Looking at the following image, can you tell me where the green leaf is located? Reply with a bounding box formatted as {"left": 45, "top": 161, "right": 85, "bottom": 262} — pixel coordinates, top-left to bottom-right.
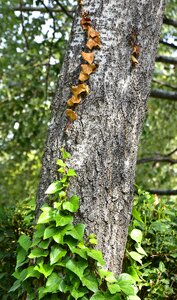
{"left": 56, "top": 159, "right": 66, "bottom": 167}
{"left": 34, "top": 224, "right": 45, "bottom": 238}
{"left": 135, "top": 243, "right": 147, "bottom": 256}
{"left": 25, "top": 266, "right": 40, "bottom": 279}
{"left": 38, "top": 239, "right": 51, "bottom": 249}
{"left": 127, "top": 266, "right": 141, "bottom": 282}
{"left": 82, "top": 273, "right": 99, "bottom": 292}
{"left": 59, "top": 191, "right": 66, "bottom": 199}
{"left": 43, "top": 226, "right": 58, "bottom": 239}
{"left": 18, "top": 234, "right": 32, "bottom": 252}
{"left": 159, "top": 261, "right": 166, "bottom": 273}
{"left": 37, "top": 206, "right": 53, "bottom": 224}
{"left": 67, "top": 169, "right": 77, "bottom": 176}
{"left": 71, "top": 286, "right": 87, "bottom": 300}
{"left": 128, "top": 296, "right": 141, "bottom": 300}
{"left": 63, "top": 195, "right": 80, "bottom": 212}
{"left": 53, "top": 224, "right": 73, "bottom": 244}
{"left": 107, "top": 283, "right": 121, "bottom": 294}
{"left": 90, "top": 291, "right": 105, "bottom": 300}
{"left": 129, "top": 251, "right": 143, "bottom": 264}
{"left": 66, "top": 224, "right": 85, "bottom": 240}
{"left": 61, "top": 148, "right": 71, "bottom": 159}
{"left": 45, "top": 181, "right": 63, "bottom": 194}
{"left": 105, "top": 272, "right": 117, "bottom": 283}
{"left": 54, "top": 212, "right": 73, "bottom": 226}
{"left": 87, "top": 249, "right": 105, "bottom": 265}
{"left": 132, "top": 208, "right": 144, "bottom": 223}
{"left": 50, "top": 245, "right": 67, "bottom": 265}
{"left": 46, "top": 272, "right": 62, "bottom": 290}
{"left": 28, "top": 247, "right": 48, "bottom": 258}
{"left": 9, "top": 280, "right": 21, "bottom": 292}
{"left": 65, "top": 258, "right": 88, "bottom": 280}
{"left": 34, "top": 262, "right": 53, "bottom": 277}
{"left": 130, "top": 229, "right": 142, "bottom": 243}
{"left": 16, "top": 247, "right": 28, "bottom": 269}
{"left": 117, "top": 273, "right": 135, "bottom": 296}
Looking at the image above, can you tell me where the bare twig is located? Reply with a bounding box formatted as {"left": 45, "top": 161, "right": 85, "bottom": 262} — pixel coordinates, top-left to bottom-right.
{"left": 163, "top": 15, "right": 177, "bottom": 28}
{"left": 137, "top": 157, "right": 177, "bottom": 164}
{"left": 54, "top": 0, "right": 74, "bottom": 19}
{"left": 150, "top": 89, "right": 177, "bottom": 101}
{"left": 152, "top": 79, "right": 177, "bottom": 91}
{"left": 159, "top": 39, "right": 177, "bottom": 49}
{"left": 156, "top": 55, "right": 177, "bottom": 65}
{"left": 147, "top": 189, "right": 177, "bottom": 196}
{"left": 19, "top": 1, "right": 30, "bottom": 50}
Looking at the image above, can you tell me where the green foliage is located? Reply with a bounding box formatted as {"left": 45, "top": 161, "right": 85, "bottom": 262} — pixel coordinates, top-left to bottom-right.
{"left": 0, "top": 198, "right": 35, "bottom": 299}
{"left": 10, "top": 150, "right": 139, "bottom": 300}
{"left": 124, "top": 188, "right": 177, "bottom": 299}
{"left": 0, "top": 0, "right": 74, "bottom": 205}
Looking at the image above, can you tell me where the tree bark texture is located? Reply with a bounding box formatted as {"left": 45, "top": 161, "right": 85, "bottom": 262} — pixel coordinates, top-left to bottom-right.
{"left": 37, "top": 0, "right": 165, "bottom": 274}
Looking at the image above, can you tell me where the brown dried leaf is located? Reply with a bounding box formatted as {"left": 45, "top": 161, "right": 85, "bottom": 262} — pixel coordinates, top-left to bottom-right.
{"left": 79, "top": 71, "right": 90, "bottom": 82}
{"left": 80, "top": 17, "right": 92, "bottom": 30}
{"left": 131, "top": 55, "right": 138, "bottom": 65}
{"left": 81, "top": 52, "right": 95, "bottom": 64}
{"left": 66, "top": 109, "right": 78, "bottom": 121}
{"left": 133, "top": 45, "right": 141, "bottom": 57}
{"left": 86, "top": 38, "right": 98, "bottom": 50}
{"left": 81, "top": 64, "right": 97, "bottom": 75}
{"left": 72, "top": 84, "right": 90, "bottom": 97}
{"left": 67, "top": 95, "right": 81, "bottom": 106}
{"left": 88, "top": 26, "right": 100, "bottom": 39}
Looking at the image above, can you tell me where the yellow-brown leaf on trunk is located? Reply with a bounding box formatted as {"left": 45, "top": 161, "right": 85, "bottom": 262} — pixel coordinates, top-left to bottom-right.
{"left": 67, "top": 95, "right": 81, "bottom": 106}
{"left": 80, "top": 17, "right": 92, "bottom": 30}
{"left": 81, "top": 52, "right": 95, "bottom": 64}
{"left": 72, "top": 84, "right": 90, "bottom": 97}
{"left": 86, "top": 38, "right": 99, "bottom": 50}
{"left": 79, "top": 71, "right": 90, "bottom": 82}
{"left": 66, "top": 109, "right": 78, "bottom": 121}
{"left": 86, "top": 34, "right": 101, "bottom": 49}
{"left": 88, "top": 26, "right": 100, "bottom": 39}
{"left": 81, "top": 64, "right": 97, "bottom": 75}
{"left": 131, "top": 55, "right": 138, "bottom": 65}
{"left": 133, "top": 45, "right": 141, "bottom": 57}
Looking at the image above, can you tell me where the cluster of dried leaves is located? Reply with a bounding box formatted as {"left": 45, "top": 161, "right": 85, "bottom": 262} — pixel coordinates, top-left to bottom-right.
{"left": 130, "top": 31, "right": 140, "bottom": 66}
{"left": 66, "top": 11, "right": 101, "bottom": 122}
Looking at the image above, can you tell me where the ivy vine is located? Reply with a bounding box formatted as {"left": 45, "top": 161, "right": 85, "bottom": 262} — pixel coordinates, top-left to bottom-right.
{"left": 9, "top": 149, "right": 140, "bottom": 300}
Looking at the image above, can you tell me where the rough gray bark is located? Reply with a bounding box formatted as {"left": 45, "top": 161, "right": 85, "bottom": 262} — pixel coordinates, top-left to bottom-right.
{"left": 37, "top": 0, "right": 165, "bottom": 274}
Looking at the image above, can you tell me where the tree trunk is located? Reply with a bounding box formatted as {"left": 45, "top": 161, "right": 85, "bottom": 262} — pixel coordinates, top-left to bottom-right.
{"left": 37, "top": 0, "right": 165, "bottom": 274}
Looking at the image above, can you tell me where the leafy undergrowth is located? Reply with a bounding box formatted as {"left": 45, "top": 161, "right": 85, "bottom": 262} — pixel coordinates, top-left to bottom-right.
{"left": 124, "top": 188, "right": 177, "bottom": 299}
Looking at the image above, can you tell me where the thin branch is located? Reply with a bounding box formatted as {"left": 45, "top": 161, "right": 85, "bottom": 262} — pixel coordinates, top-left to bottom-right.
{"left": 39, "top": 0, "right": 56, "bottom": 100}
{"left": 159, "top": 39, "right": 177, "bottom": 49}
{"left": 19, "top": 1, "right": 30, "bottom": 50}
{"left": 13, "top": 5, "right": 74, "bottom": 18}
{"left": 164, "top": 147, "right": 177, "bottom": 157}
{"left": 137, "top": 157, "right": 177, "bottom": 164}
{"left": 163, "top": 15, "right": 177, "bottom": 28}
{"left": 150, "top": 89, "right": 177, "bottom": 101}
{"left": 14, "top": 6, "right": 63, "bottom": 12}
{"left": 156, "top": 55, "right": 177, "bottom": 65}
{"left": 152, "top": 79, "right": 177, "bottom": 91}
{"left": 147, "top": 189, "right": 177, "bottom": 196}
{"left": 54, "top": 0, "right": 74, "bottom": 19}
